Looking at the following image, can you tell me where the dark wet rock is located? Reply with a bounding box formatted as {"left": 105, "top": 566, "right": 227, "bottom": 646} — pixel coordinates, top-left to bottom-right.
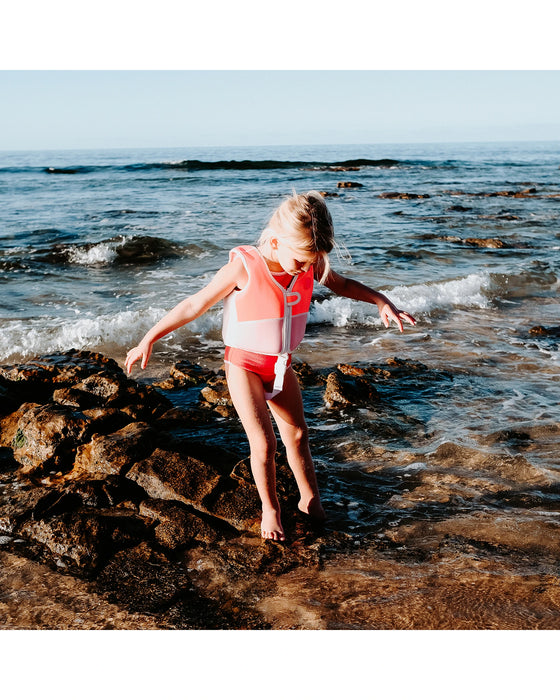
{"left": 447, "top": 204, "right": 471, "bottom": 212}
{"left": 0, "top": 377, "right": 25, "bottom": 416}
{"left": 0, "top": 484, "right": 53, "bottom": 534}
{"left": 19, "top": 508, "right": 152, "bottom": 575}
{"left": 81, "top": 407, "right": 134, "bottom": 434}
{"left": 337, "top": 181, "right": 364, "bottom": 188}
{"left": 152, "top": 360, "right": 215, "bottom": 390}
{"left": 200, "top": 375, "right": 232, "bottom": 406}
{"left": 204, "top": 476, "right": 262, "bottom": 532}
{"left": 379, "top": 192, "right": 430, "bottom": 199}
{"left": 386, "top": 510, "right": 560, "bottom": 558}
{"left": 0, "top": 350, "right": 122, "bottom": 388}
{"left": 529, "top": 325, "right": 560, "bottom": 338}
{"left": 52, "top": 386, "right": 104, "bottom": 409}
{"left": 317, "top": 191, "right": 340, "bottom": 198}
{"left": 327, "top": 166, "right": 360, "bottom": 172}
{"left": 199, "top": 375, "right": 236, "bottom": 417}
{"left": 292, "top": 361, "right": 325, "bottom": 386}
{"left": 139, "top": 498, "right": 224, "bottom": 549}
{"left": 324, "top": 369, "right": 379, "bottom": 409}
{"left": 61, "top": 475, "right": 147, "bottom": 510}
{"left": 152, "top": 406, "right": 214, "bottom": 430}
{"left": 337, "top": 363, "right": 391, "bottom": 380}
{"left": 71, "top": 422, "right": 156, "bottom": 480}
{"left": 463, "top": 237, "right": 509, "bottom": 249}
{"left": 0, "top": 446, "right": 18, "bottom": 475}
{"left": 127, "top": 448, "right": 222, "bottom": 512}
{"left": 2, "top": 402, "right": 89, "bottom": 477}
{"left": 96, "top": 542, "right": 192, "bottom": 613}
{"left": 445, "top": 188, "right": 538, "bottom": 198}
{"left": 429, "top": 442, "right": 552, "bottom": 487}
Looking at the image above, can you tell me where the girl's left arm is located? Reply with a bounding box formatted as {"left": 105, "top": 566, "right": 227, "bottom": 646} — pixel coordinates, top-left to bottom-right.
{"left": 319, "top": 268, "right": 416, "bottom": 332}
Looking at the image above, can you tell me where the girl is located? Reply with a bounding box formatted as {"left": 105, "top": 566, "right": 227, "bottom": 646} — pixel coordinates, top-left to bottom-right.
{"left": 125, "top": 191, "right": 416, "bottom": 542}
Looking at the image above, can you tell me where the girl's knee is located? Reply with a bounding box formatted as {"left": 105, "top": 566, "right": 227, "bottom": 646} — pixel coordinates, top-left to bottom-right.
{"left": 250, "top": 434, "right": 277, "bottom": 464}
{"left": 283, "top": 423, "right": 309, "bottom": 450}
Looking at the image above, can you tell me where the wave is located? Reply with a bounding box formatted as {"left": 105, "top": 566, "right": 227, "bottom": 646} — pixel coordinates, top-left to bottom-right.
{"left": 0, "top": 306, "right": 224, "bottom": 363}
{"left": 21, "top": 236, "right": 211, "bottom": 268}
{"left": 310, "top": 273, "right": 492, "bottom": 327}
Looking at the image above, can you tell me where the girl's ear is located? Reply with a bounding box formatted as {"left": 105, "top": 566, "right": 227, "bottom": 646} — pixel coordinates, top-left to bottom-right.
{"left": 270, "top": 237, "right": 279, "bottom": 250}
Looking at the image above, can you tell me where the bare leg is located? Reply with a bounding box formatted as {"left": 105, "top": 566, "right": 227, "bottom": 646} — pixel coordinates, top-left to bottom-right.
{"left": 225, "top": 363, "right": 285, "bottom": 541}
{"left": 268, "top": 367, "right": 325, "bottom": 521}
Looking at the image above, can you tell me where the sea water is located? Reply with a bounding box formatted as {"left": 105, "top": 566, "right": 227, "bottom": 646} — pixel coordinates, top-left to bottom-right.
{"left": 1, "top": 141, "right": 559, "bottom": 541}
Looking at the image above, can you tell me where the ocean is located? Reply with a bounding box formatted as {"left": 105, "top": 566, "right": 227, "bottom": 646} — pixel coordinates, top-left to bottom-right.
{"left": 1, "top": 141, "right": 560, "bottom": 628}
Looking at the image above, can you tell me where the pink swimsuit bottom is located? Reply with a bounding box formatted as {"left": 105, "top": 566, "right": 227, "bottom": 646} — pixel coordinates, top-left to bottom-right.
{"left": 224, "top": 346, "right": 292, "bottom": 400}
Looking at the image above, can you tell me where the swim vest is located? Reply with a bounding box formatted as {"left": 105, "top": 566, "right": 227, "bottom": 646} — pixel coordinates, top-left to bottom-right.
{"left": 222, "top": 245, "right": 314, "bottom": 393}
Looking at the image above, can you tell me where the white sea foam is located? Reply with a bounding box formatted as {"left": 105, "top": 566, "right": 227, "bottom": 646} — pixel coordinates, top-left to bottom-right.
{"left": 66, "top": 241, "right": 119, "bottom": 266}
{"left": 309, "top": 272, "right": 491, "bottom": 327}
{"left": 0, "top": 306, "right": 223, "bottom": 363}
{"left": 0, "top": 273, "right": 491, "bottom": 362}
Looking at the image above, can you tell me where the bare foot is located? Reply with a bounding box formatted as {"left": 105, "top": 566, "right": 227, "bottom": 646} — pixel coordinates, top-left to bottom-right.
{"left": 261, "top": 508, "right": 285, "bottom": 542}
{"left": 298, "top": 495, "right": 326, "bottom": 523}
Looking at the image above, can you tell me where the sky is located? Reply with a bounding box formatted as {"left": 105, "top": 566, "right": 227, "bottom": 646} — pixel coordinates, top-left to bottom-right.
{"left": 1, "top": 70, "right": 559, "bottom": 151}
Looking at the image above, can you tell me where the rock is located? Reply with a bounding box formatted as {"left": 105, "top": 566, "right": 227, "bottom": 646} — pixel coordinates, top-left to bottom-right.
{"left": 463, "top": 237, "right": 508, "bottom": 249}
{"left": 139, "top": 498, "right": 224, "bottom": 549}
{"left": 18, "top": 508, "right": 152, "bottom": 574}
{"left": 205, "top": 478, "right": 262, "bottom": 532}
{"left": 337, "top": 181, "right": 364, "bottom": 188}
{"left": 0, "top": 350, "right": 122, "bottom": 387}
{"left": 81, "top": 407, "right": 133, "bottom": 434}
{"left": 327, "top": 166, "right": 360, "bottom": 172}
{"left": 127, "top": 448, "right": 222, "bottom": 511}
{"left": 52, "top": 386, "right": 103, "bottom": 409}
{"left": 96, "top": 542, "right": 192, "bottom": 613}
{"left": 379, "top": 192, "right": 430, "bottom": 199}
{"left": 292, "top": 362, "right": 324, "bottom": 386}
{"left": 444, "top": 188, "right": 537, "bottom": 198}
{"left": 317, "top": 191, "right": 339, "bottom": 198}
{"left": 4, "top": 402, "right": 89, "bottom": 476}
{"left": 170, "top": 361, "right": 214, "bottom": 386}
{"left": 0, "top": 377, "right": 26, "bottom": 416}
{"left": 152, "top": 407, "right": 213, "bottom": 430}
{"left": 71, "top": 422, "right": 156, "bottom": 480}
{"left": 324, "top": 369, "right": 379, "bottom": 409}
{"left": 529, "top": 325, "right": 560, "bottom": 338}
{"left": 61, "top": 476, "right": 147, "bottom": 510}
{"left": 0, "top": 484, "right": 53, "bottom": 534}
{"left": 200, "top": 375, "right": 232, "bottom": 406}
{"left": 429, "top": 442, "right": 552, "bottom": 487}
{"left": 337, "top": 363, "right": 391, "bottom": 380}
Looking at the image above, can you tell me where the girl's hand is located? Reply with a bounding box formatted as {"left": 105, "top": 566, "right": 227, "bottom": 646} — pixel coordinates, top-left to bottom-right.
{"left": 379, "top": 302, "right": 417, "bottom": 332}
{"left": 125, "top": 342, "right": 152, "bottom": 374}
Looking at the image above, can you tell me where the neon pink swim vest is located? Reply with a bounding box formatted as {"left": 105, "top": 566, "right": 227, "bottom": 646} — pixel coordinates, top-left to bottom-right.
{"left": 222, "top": 245, "right": 314, "bottom": 393}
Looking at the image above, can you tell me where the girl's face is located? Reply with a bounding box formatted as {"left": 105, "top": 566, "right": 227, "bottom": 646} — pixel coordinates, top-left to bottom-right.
{"left": 272, "top": 238, "right": 316, "bottom": 276}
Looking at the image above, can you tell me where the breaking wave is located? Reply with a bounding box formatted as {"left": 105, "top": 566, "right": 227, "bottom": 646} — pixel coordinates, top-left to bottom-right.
{"left": 310, "top": 273, "right": 492, "bottom": 327}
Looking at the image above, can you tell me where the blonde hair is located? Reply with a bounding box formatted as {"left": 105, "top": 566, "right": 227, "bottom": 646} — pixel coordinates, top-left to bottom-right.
{"left": 259, "top": 190, "right": 336, "bottom": 283}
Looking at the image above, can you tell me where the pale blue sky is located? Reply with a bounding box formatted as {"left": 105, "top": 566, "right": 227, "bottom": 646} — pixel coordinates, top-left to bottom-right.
{"left": 1, "top": 70, "right": 559, "bottom": 151}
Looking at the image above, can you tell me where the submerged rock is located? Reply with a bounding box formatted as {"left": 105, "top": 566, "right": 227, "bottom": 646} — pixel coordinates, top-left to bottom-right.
{"left": 529, "top": 325, "right": 560, "bottom": 338}
{"left": 379, "top": 192, "right": 430, "bottom": 199}
{"left": 324, "top": 369, "right": 379, "bottom": 408}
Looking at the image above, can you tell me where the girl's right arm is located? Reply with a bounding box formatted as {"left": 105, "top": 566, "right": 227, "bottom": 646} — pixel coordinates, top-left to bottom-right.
{"left": 125, "top": 257, "right": 243, "bottom": 374}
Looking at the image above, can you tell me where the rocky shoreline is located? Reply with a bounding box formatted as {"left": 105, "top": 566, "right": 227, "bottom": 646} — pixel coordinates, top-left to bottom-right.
{"left": 1, "top": 350, "right": 560, "bottom": 630}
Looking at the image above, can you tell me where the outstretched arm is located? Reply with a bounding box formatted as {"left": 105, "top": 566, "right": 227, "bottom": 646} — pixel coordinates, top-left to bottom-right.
{"left": 319, "top": 268, "right": 416, "bottom": 332}
{"left": 125, "top": 258, "right": 242, "bottom": 373}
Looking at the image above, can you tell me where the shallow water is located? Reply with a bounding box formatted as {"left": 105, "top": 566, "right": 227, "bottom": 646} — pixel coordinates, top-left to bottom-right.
{"left": 1, "top": 141, "right": 559, "bottom": 628}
